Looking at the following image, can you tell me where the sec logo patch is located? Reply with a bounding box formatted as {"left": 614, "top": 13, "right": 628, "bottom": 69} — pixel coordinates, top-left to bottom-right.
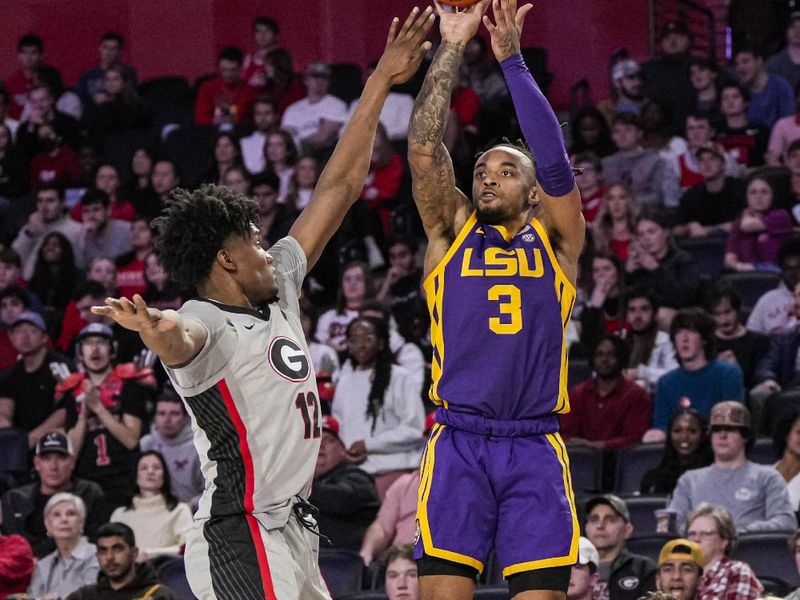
{"left": 268, "top": 337, "right": 311, "bottom": 382}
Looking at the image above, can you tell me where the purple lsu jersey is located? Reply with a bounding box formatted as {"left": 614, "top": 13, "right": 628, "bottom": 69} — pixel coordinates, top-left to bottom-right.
{"left": 424, "top": 212, "right": 576, "bottom": 420}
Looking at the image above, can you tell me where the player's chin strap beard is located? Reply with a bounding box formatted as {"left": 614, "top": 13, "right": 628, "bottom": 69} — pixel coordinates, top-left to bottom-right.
{"left": 293, "top": 496, "right": 332, "bottom": 546}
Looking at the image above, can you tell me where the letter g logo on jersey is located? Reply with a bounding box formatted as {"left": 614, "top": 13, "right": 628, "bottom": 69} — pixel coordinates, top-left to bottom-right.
{"left": 268, "top": 337, "right": 311, "bottom": 382}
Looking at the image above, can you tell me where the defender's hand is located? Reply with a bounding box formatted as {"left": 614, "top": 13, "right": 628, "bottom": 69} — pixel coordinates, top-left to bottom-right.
{"left": 435, "top": 0, "right": 490, "bottom": 45}
{"left": 91, "top": 294, "right": 177, "bottom": 336}
{"left": 482, "top": 0, "right": 533, "bottom": 62}
{"left": 374, "top": 7, "right": 436, "bottom": 86}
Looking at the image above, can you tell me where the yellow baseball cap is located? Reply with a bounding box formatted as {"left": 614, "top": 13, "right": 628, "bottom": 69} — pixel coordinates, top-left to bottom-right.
{"left": 658, "top": 539, "right": 704, "bottom": 570}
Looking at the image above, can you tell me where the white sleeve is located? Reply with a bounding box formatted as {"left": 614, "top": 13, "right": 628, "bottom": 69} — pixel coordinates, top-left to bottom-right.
{"left": 270, "top": 236, "right": 307, "bottom": 317}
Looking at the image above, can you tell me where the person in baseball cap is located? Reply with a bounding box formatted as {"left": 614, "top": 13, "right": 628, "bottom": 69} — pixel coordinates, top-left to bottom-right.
{"left": 10, "top": 311, "right": 47, "bottom": 332}
{"left": 709, "top": 401, "right": 753, "bottom": 451}
{"left": 606, "top": 58, "right": 644, "bottom": 118}
{"left": 35, "top": 431, "right": 73, "bottom": 456}
{"left": 567, "top": 537, "right": 600, "bottom": 600}
{"left": 656, "top": 539, "right": 704, "bottom": 600}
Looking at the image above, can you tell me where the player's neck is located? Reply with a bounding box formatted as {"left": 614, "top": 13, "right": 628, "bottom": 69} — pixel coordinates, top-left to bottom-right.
{"left": 199, "top": 279, "right": 253, "bottom": 310}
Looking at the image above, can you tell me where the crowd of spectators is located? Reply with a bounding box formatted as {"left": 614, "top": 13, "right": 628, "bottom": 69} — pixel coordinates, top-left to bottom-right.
{"left": 4, "top": 7, "right": 800, "bottom": 600}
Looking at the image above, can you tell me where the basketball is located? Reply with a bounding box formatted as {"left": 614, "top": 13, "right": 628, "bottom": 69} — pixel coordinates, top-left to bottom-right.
{"left": 437, "top": 0, "right": 482, "bottom": 7}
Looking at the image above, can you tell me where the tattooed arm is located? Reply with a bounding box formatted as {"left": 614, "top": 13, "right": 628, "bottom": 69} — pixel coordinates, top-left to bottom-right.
{"left": 408, "top": 1, "right": 488, "bottom": 278}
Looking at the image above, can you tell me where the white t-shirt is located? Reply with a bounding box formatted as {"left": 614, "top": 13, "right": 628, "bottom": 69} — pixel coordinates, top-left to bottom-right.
{"left": 281, "top": 94, "right": 348, "bottom": 145}
{"left": 348, "top": 92, "right": 414, "bottom": 141}
{"left": 240, "top": 131, "right": 267, "bottom": 174}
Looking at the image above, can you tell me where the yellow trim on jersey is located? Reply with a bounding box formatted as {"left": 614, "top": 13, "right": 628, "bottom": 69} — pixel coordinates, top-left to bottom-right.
{"left": 530, "top": 218, "right": 576, "bottom": 414}
{"left": 423, "top": 213, "right": 477, "bottom": 407}
{"left": 417, "top": 424, "right": 485, "bottom": 573}
{"left": 502, "top": 432, "right": 579, "bottom": 577}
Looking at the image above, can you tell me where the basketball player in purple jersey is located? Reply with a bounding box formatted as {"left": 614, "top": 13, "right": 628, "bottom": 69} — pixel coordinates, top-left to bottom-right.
{"left": 90, "top": 10, "right": 434, "bottom": 600}
{"left": 408, "top": 1, "right": 586, "bottom": 599}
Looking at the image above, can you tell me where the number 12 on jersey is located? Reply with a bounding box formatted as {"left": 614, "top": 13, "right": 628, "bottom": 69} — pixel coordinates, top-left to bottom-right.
{"left": 295, "top": 391, "right": 321, "bottom": 439}
{"left": 488, "top": 284, "right": 522, "bottom": 334}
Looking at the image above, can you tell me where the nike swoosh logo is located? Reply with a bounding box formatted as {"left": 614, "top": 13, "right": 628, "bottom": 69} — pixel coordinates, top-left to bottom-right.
{"left": 244, "top": 324, "right": 255, "bottom": 330}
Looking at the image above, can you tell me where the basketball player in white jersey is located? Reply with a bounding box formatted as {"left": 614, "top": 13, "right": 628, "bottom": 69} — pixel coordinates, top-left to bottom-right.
{"left": 91, "top": 10, "right": 434, "bottom": 599}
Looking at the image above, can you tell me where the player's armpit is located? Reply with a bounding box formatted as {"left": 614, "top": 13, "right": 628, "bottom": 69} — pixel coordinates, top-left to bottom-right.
{"left": 538, "top": 185, "right": 585, "bottom": 279}
{"left": 144, "top": 313, "right": 208, "bottom": 369}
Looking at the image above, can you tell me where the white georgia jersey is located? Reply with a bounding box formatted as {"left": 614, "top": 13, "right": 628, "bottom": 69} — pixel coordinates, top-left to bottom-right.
{"left": 164, "top": 236, "right": 320, "bottom": 524}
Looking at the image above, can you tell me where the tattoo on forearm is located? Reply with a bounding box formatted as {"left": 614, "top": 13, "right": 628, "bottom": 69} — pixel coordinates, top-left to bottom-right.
{"left": 495, "top": 31, "right": 520, "bottom": 61}
{"left": 408, "top": 41, "right": 465, "bottom": 149}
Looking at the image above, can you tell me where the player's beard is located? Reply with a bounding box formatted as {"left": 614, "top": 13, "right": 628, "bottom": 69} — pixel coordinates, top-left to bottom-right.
{"left": 475, "top": 204, "right": 509, "bottom": 225}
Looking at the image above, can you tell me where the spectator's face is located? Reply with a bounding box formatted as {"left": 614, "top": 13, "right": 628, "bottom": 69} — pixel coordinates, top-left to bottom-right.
{"left": 314, "top": 430, "right": 347, "bottom": 478}
{"left": 41, "top": 235, "right": 64, "bottom": 263}
{"left": 17, "top": 44, "right": 42, "bottom": 70}
{"left": 689, "top": 64, "right": 715, "bottom": 91}
{"left": 685, "top": 117, "right": 713, "bottom": 147}
{"left": 660, "top": 32, "right": 690, "bottom": 56}
{"left": 579, "top": 116, "right": 602, "bottom": 146}
{"left": 76, "top": 294, "right": 106, "bottom": 324}
{"left": 789, "top": 20, "right": 800, "bottom": 46}
{"left": 130, "top": 219, "right": 152, "bottom": 250}
{"left": 9, "top": 322, "right": 47, "bottom": 355}
{"left": 0, "top": 296, "right": 25, "bottom": 326}
{"left": 218, "top": 58, "right": 242, "bottom": 85}
{"left": 0, "top": 262, "right": 21, "bottom": 288}
{"left": 96, "top": 536, "right": 137, "bottom": 581}
{"left": 28, "top": 87, "right": 53, "bottom": 115}
{"left": 734, "top": 53, "right": 761, "bottom": 86}
{"left": 610, "top": 123, "right": 640, "bottom": 152}
{"left": 34, "top": 452, "right": 75, "bottom": 490}
{"left": 45, "top": 500, "right": 83, "bottom": 542}
{"left": 346, "top": 320, "right": 382, "bottom": 367}
{"left": 132, "top": 149, "right": 153, "bottom": 178}
{"left": 265, "top": 133, "right": 288, "bottom": 164}
{"left": 787, "top": 150, "right": 800, "bottom": 176}
{"left": 585, "top": 505, "right": 631, "bottom": 555}
{"left": 746, "top": 178, "right": 772, "bottom": 212}
{"left": 567, "top": 564, "right": 597, "bottom": 600}
{"left": 215, "top": 136, "right": 237, "bottom": 164}
{"left": 710, "top": 425, "right": 747, "bottom": 462}
{"left": 145, "top": 253, "right": 168, "bottom": 288}
{"left": 341, "top": 266, "right": 367, "bottom": 303}
{"left": 79, "top": 336, "right": 113, "bottom": 373}
{"left": 720, "top": 88, "right": 746, "bottom": 116}
{"left": 36, "top": 189, "right": 63, "bottom": 221}
{"left": 782, "top": 255, "right": 800, "bottom": 290}
{"left": 592, "top": 257, "right": 617, "bottom": 288}
{"left": 697, "top": 152, "right": 724, "bottom": 181}
{"left": 254, "top": 23, "right": 277, "bottom": 49}
{"left": 616, "top": 74, "right": 642, "bottom": 100}
{"left": 670, "top": 414, "right": 703, "bottom": 458}
{"left": 574, "top": 161, "right": 600, "bottom": 194}
{"left": 687, "top": 514, "right": 727, "bottom": 564}
{"left": 304, "top": 74, "right": 329, "bottom": 97}
{"left": 389, "top": 243, "right": 415, "bottom": 274}
{"left": 81, "top": 202, "right": 110, "bottom": 232}
{"left": 605, "top": 185, "right": 631, "bottom": 220}
{"left": 673, "top": 328, "right": 704, "bottom": 363}
{"left": 253, "top": 102, "right": 277, "bottom": 131}
{"left": 710, "top": 298, "right": 738, "bottom": 337}
{"left": 592, "top": 339, "right": 621, "bottom": 378}
{"left": 136, "top": 454, "right": 164, "bottom": 495}
{"left": 103, "top": 69, "right": 124, "bottom": 96}
{"left": 223, "top": 169, "right": 249, "bottom": 195}
{"left": 89, "top": 259, "right": 117, "bottom": 291}
{"left": 151, "top": 161, "right": 178, "bottom": 195}
{"left": 385, "top": 556, "right": 419, "bottom": 600}
{"left": 657, "top": 560, "right": 700, "bottom": 600}
{"left": 99, "top": 39, "right": 121, "bottom": 65}
{"left": 295, "top": 157, "right": 318, "bottom": 188}
{"left": 95, "top": 165, "right": 120, "bottom": 195}
{"left": 636, "top": 219, "right": 668, "bottom": 257}
{"left": 154, "top": 401, "right": 189, "bottom": 439}
{"left": 252, "top": 184, "right": 279, "bottom": 215}
{"left": 625, "top": 297, "right": 654, "bottom": 333}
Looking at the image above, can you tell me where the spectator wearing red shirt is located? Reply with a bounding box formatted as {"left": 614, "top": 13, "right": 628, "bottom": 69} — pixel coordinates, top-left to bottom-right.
{"left": 194, "top": 46, "right": 258, "bottom": 126}
{"left": 573, "top": 152, "right": 607, "bottom": 226}
{"left": 592, "top": 182, "right": 638, "bottom": 262}
{"left": 29, "top": 124, "right": 81, "bottom": 191}
{"left": 116, "top": 218, "right": 153, "bottom": 299}
{"left": 241, "top": 16, "right": 281, "bottom": 89}
{"left": 360, "top": 124, "right": 403, "bottom": 237}
{"left": 561, "top": 335, "right": 652, "bottom": 451}
{"left": 56, "top": 281, "right": 108, "bottom": 352}
{"left": 261, "top": 48, "right": 306, "bottom": 118}
{"left": 5, "top": 34, "right": 47, "bottom": 120}
{"left": 70, "top": 164, "right": 136, "bottom": 222}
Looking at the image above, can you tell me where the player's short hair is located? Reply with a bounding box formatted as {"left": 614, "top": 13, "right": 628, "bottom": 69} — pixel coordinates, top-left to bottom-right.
{"left": 102, "top": 31, "right": 124, "bottom": 47}
{"left": 253, "top": 16, "right": 279, "bottom": 34}
{"left": 152, "top": 184, "right": 258, "bottom": 290}
{"left": 97, "top": 522, "right": 136, "bottom": 548}
{"left": 18, "top": 34, "right": 43, "bottom": 52}
{"left": 219, "top": 46, "right": 244, "bottom": 65}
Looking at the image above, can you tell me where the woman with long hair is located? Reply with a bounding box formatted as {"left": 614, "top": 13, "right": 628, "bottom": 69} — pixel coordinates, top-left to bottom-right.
{"left": 284, "top": 155, "right": 319, "bottom": 211}
{"left": 141, "top": 252, "right": 183, "bottom": 312}
{"left": 592, "top": 183, "right": 638, "bottom": 261}
{"left": 579, "top": 252, "right": 627, "bottom": 351}
{"left": 725, "top": 174, "right": 792, "bottom": 272}
{"left": 263, "top": 48, "right": 306, "bottom": 116}
{"left": 316, "top": 262, "right": 377, "bottom": 353}
{"left": 201, "top": 133, "right": 244, "bottom": 186}
{"left": 774, "top": 408, "right": 800, "bottom": 513}
{"left": 263, "top": 128, "right": 298, "bottom": 201}
{"left": 569, "top": 106, "right": 617, "bottom": 158}
{"left": 27, "top": 232, "right": 79, "bottom": 312}
{"left": 332, "top": 316, "right": 425, "bottom": 499}
{"left": 640, "top": 408, "right": 713, "bottom": 494}
{"left": 85, "top": 65, "right": 149, "bottom": 144}
{"left": 110, "top": 451, "right": 192, "bottom": 561}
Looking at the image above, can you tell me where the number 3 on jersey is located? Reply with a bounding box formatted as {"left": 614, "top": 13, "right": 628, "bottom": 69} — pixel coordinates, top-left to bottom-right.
{"left": 488, "top": 284, "right": 522, "bottom": 334}
{"left": 295, "top": 391, "right": 321, "bottom": 439}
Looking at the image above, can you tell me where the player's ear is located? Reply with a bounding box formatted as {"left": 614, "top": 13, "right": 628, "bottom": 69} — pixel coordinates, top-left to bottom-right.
{"left": 528, "top": 185, "right": 539, "bottom": 207}
{"left": 217, "top": 248, "right": 236, "bottom": 273}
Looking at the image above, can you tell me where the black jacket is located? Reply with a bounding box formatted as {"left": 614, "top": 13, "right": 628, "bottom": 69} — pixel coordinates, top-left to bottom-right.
{"left": 607, "top": 549, "right": 658, "bottom": 600}
{"left": 0, "top": 477, "right": 109, "bottom": 557}
{"left": 309, "top": 461, "right": 380, "bottom": 551}
{"left": 67, "top": 562, "right": 176, "bottom": 600}
{"left": 754, "top": 329, "right": 800, "bottom": 388}
{"left": 627, "top": 248, "right": 701, "bottom": 309}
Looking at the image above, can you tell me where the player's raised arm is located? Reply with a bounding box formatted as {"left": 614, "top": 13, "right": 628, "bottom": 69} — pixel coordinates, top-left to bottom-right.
{"left": 408, "top": 1, "right": 488, "bottom": 250}
{"left": 289, "top": 8, "right": 434, "bottom": 270}
{"left": 91, "top": 294, "right": 207, "bottom": 368}
{"left": 484, "top": 0, "right": 585, "bottom": 266}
